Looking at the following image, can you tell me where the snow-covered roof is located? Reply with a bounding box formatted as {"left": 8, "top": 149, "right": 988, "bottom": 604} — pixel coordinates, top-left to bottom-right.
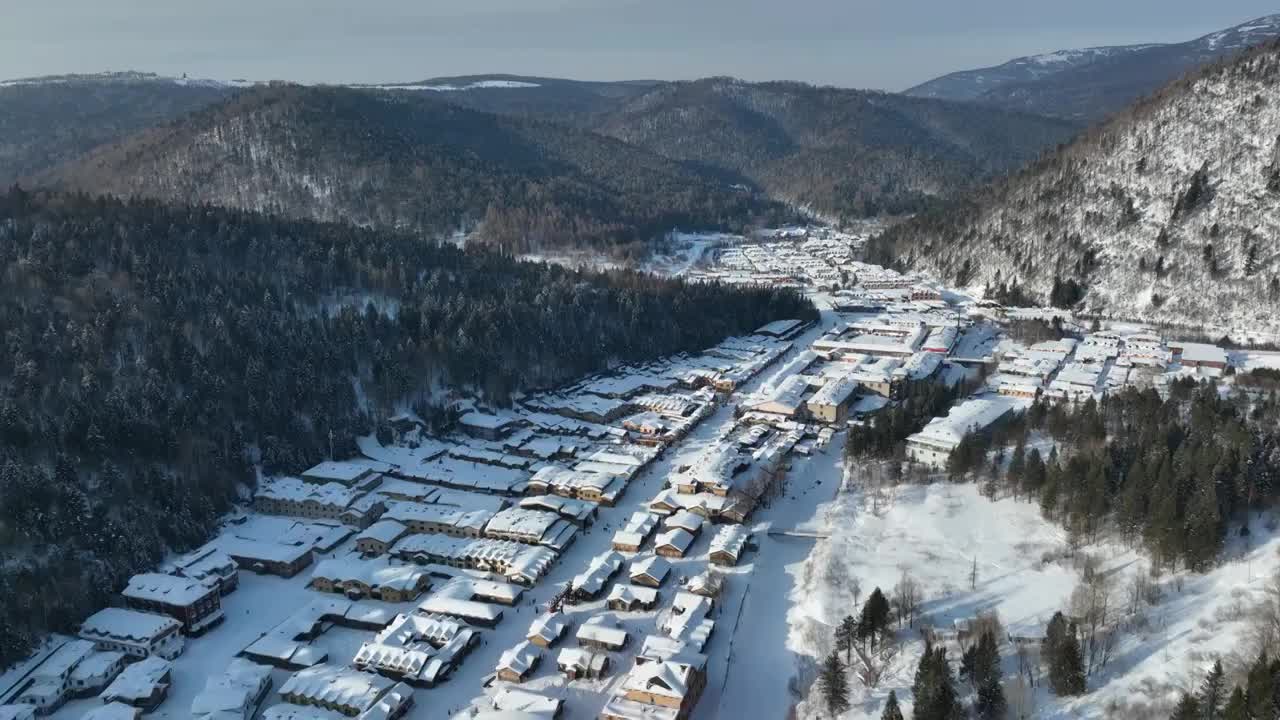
{"left": 608, "top": 584, "right": 659, "bottom": 607}
{"left": 496, "top": 641, "right": 541, "bottom": 676}
{"left": 81, "top": 608, "right": 181, "bottom": 645}
{"left": 191, "top": 658, "right": 272, "bottom": 718}
{"left": 663, "top": 510, "right": 704, "bottom": 535}
{"left": 102, "top": 656, "right": 170, "bottom": 703}
{"left": 355, "top": 519, "right": 408, "bottom": 546}
{"left": 571, "top": 552, "right": 624, "bottom": 595}
{"left": 32, "top": 639, "right": 94, "bottom": 680}
{"left": 527, "top": 612, "right": 568, "bottom": 644}
{"left": 490, "top": 687, "right": 563, "bottom": 716}
{"left": 909, "top": 397, "right": 1017, "bottom": 449}
{"left": 655, "top": 528, "right": 695, "bottom": 554}
{"left": 278, "top": 664, "right": 396, "bottom": 711}
{"left": 709, "top": 525, "right": 752, "bottom": 561}
{"left": 807, "top": 373, "right": 860, "bottom": 408}
{"left": 630, "top": 555, "right": 671, "bottom": 583}
{"left": 310, "top": 554, "right": 430, "bottom": 593}
{"left": 576, "top": 620, "right": 628, "bottom": 648}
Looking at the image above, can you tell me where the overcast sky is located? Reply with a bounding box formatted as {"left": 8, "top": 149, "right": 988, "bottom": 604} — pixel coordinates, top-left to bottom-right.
{"left": 1, "top": 1, "right": 1276, "bottom": 90}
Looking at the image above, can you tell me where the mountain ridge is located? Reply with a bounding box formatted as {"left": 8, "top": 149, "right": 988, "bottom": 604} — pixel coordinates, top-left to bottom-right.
{"left": 870, "top": 39, "right": 1280, "bottom": 338}
{"left": 905, "top": 13, "right": 1280, "bottom": 120}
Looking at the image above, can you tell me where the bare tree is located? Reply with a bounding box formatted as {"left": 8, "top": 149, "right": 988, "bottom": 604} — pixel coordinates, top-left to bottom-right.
{"left": 892, "top": 569, "right": 922, "bottom": 628}
{"left": 1069, "top": 569, "right": 1117, "bottom": 676}
{"left": 850, "top": 636, "right": 900, "bottom": 689}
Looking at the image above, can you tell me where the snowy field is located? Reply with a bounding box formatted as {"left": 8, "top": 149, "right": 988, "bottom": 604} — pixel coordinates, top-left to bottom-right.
{"left": 787, "top": 480, "right": 1280, "bottom": 719}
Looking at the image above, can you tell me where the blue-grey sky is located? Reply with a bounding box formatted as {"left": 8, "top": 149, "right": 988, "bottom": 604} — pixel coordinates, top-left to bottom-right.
{"left": 1, "top": 1, "right": 1276, "bottom": 90}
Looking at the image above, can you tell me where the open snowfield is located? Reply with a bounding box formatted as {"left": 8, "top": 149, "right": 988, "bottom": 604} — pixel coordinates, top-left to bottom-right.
{"left": 787, "top": 479, "right": 1280, "bottom": 719}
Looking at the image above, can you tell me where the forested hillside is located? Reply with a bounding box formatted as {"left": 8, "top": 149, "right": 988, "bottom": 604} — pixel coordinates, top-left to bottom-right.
{"left": 0, "top": 73, "right": 232, "bottom": 185}
{"left": 0, "top": 189, "right": 813, "bottom": 666}
{"left": 32, "top": 85, "right": 793, "bottom": 257}
{"left": 587, "top": 78, "right": 1080, "bottom": 219}
{"left": 868, "top": 40, "right": 1280, "bottom": 335}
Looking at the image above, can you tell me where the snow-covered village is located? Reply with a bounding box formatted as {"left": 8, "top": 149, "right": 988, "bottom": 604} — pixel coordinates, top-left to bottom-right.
{"left": 4, "top": 221, "right": 1280, "bottom": 720}
{"left": 8, "top": 9, "right": 1280, "bottom": 720}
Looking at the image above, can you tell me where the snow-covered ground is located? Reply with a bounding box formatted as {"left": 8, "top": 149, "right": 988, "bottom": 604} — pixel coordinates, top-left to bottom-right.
{"left": 787, "top": 479, "right": 1280, "bottom": 719}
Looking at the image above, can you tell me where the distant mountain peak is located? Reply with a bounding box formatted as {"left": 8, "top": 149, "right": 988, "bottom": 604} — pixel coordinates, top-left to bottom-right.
{"left": 905, "top": 13, "right": 1280, "bottom": 120}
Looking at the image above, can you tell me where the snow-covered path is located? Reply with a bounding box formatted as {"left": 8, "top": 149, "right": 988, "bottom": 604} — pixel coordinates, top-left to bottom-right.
{"left": 707, "top": 435, "right": 845, "bottom": 720}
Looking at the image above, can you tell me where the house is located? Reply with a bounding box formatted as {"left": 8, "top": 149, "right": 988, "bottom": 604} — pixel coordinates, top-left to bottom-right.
{"left": 663, "top": 510, "right": 704, "bottom": 537}
{"left": 576, "top": 619, "right": 629, "bottom": 651}
{"left": 905, "top": 397, "right": 1017, "bottom": 469}
{"left": 557, "top": 648, "right": 609, "bottom": 680}
{"left": 601, "top": 654, "right": 708, "bottom": 720}
{"left": 190, "top": 658, "right": 273, "bottom": 719}
{"left": 101, "top": 656, "right": 172, "bottom": 711}
{"left": 629, "top": 555, "right": 671, "bottom": 588}
{"left": 611, "top": 512, "right": 659, "bottom": 552}
{"left": 1171, "top": 342, "right": 1229, "bottom": 370}
{"left": 160, "top": 546, "right": 240, "bottom": 595}
{"left": 458, "top": 411, "right": 520, "bottom": 440}
{"left": 708, "top": 525, "right": 753, "bottom": 567}
{"left": 495, "top": 641, "right": 541, "bottom": 683}
{"left": 382, "top": 502, "right": 494, "bottom": 539}
{"left": 68, "top": 651, "right": 127, "bottom": 697}
{"left": 353, "top": 613, "right": 479, "bottom": 687}
{"left": 654, "top": 529, "right": 696, "bottom": 558}
{"left": 747, "top": 374, "right": 812, "bottom": 417}
{"left": 218, "top": 534, "right": 317, "bottom": 578}
{"left": 488, "top": 688, "right": 563, "bottom": 718}
{"left": 354, "top": 519, "right": 410, "bottom": 555}
{"left": 484, "top": 507, "right": 577, "bottom": 551}
{"left": 526, "top": 612, "right": 569, "bottom": 649}
{"left": 254, "top": 478, "right": 385, "bottom": 528}
{"left": 301, "top": 460, "right": 385, "bottom": 488}
{"left": 418, "top": 579, "right": 507, "bottom": 628}
{"left": 122, "top": 572, "right": 224, "bottom": 635}
{"left": 277, "top": 664, "right": 413, "bottom": 717}
{"left": 518, "top": 495, "right": 597, "bottom": 526}
{"left": 683, "top": 571, "right": 724, "bottom": 600}
{"left": 80, "top": 608, "right": 184, "bottom": 660}
{"left": 569, "top": 552, "right": 624, "bottom": 601}
{"left": 309, "top": 554, "right": 432, "bottom": 602}
{"left": 607, "top": 584, "right": 660, "bottom": 612}
{"left": 14, "top": 639, "right": 95, "bottom": 714}
{"left": 806, "top": 373, "right": 860, "bottom": 424}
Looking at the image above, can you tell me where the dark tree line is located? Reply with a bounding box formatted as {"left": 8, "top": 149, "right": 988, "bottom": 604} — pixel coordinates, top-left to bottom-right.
{"left": 0, "top": 188, "right": 814, "bottom": 667}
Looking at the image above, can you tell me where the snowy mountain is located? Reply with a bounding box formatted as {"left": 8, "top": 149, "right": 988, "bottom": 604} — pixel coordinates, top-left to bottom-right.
{"left": 870, "top": 40, "right": 1280, "bottom": 338}
{"left": 905, "top": 44, "right": 1159, "bottom": 102}
{"left": 905, "top": 13, "right": 1280, "bottom": 121}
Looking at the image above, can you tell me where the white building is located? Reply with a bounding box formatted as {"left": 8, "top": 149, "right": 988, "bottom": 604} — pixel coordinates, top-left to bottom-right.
{"left": 80, "top": 608, "right": 185, "bottom": 660}
{"left": 906, "top": 397, "right": 1018, "bottom": 468}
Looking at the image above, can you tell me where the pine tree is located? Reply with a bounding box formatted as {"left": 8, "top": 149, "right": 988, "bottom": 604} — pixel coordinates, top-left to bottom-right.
{"left": 913, "top": 644, "right": 964, "bottom": 720}
{"left": 1170, "top": 691, "right": 1199, "bottom": 720}
{"left": 859, "top": 587, "right": 893, "bottom": 648}
{"left": 1221, "top": 686, "right": 1247, "bottom": 720}
{"left": 1043, "top": 611, "right": 1066, "bottom": 668}
{"left": 1184, "top": 478, "right": 1222, "bottom": 572}
{"left": 1245, "top": 651, "right": 1274, "bottom": 720}
{"left": 1197, "top": 660, "right": 1226, "bottom": 720}
{"left": 881, "top": 690, "right": 905, "bottom": 720}
{"left": 973, "top": 631, "right": 1007, "bottom": 720}
{"left": 836, "top": 615, "right": 858, "bottom": 663}
{"left": 1008, "top": 441, "right": 1026, "bottom": 498}
{"left": 820, "top": 650, "right": 851, "bottom": 716}
{"left": 1049, "top": 621, "right": 1086, "bottom": 696}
